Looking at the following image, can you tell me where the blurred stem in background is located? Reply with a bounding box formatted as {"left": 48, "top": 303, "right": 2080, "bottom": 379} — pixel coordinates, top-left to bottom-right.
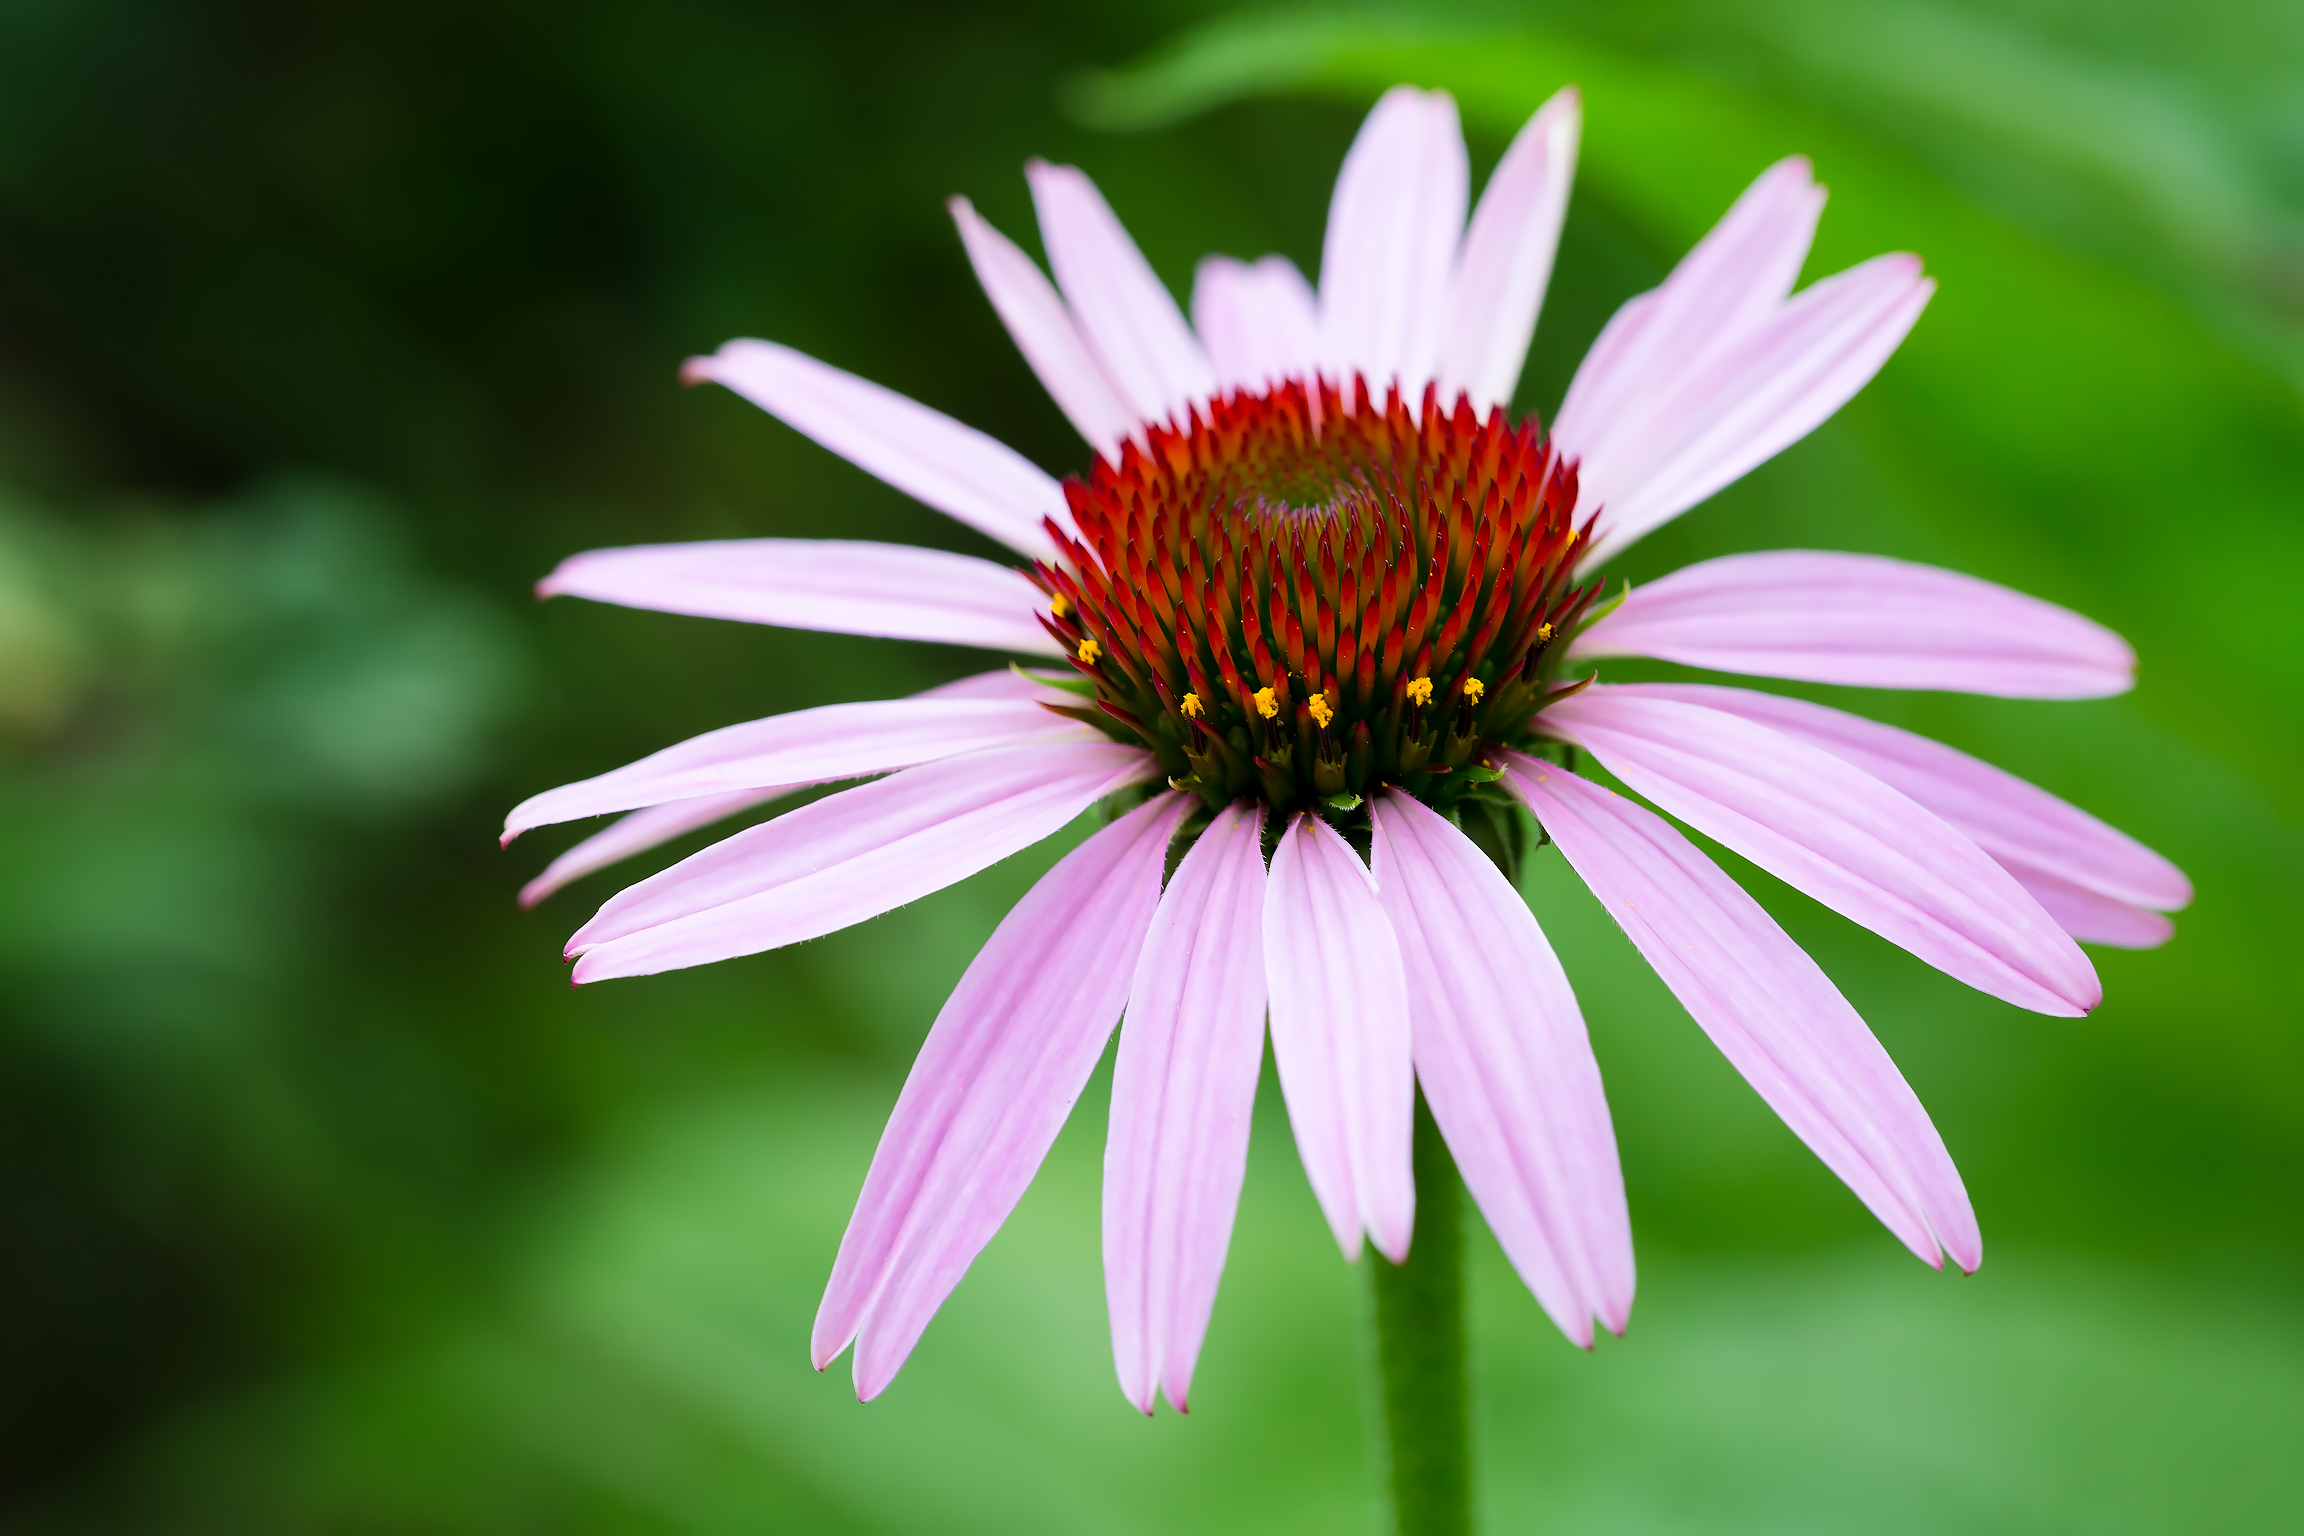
{"left": 1372, "top": 1093, "right": 1470, "bottom": 1536}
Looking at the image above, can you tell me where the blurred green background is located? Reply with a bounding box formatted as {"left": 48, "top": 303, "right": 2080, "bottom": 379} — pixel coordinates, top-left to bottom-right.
{"left": 1, "top": 0, "right": 2298, "bottom": 1530}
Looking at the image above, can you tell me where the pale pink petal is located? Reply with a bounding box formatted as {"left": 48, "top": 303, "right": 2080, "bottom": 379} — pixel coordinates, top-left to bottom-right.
{"left": 515, "top": 673, "right": 1071, "bottom": 907}
{"left": 1319, "top": 86, "right": 1469, "bottom": 397}
{"left": 949, "top": 195, "right": 1136, "bottom": 461}
{"left": 1573, "top": 259, "right": 1934, "bottom": 567}
{"left": 913, "top": 667, "right": 1077, "bottom": 702}
{"left": 1263, "top": 812, "right": 1415, "bottom": 1264}
{"left": 1505, "top": 755, "right": 1979, "bottom": 1271}
{"left": 683, "top": 340, "right": 1070, "bottom": 559}
{"left": 503, "top": 698, "right": 1094, "bottom": 840}
{"left": 1550, "top": 159, "right": 1934, "bottom": 569}
{"left": 2011, "top": 868, "right": 2174, "bottom": 950}
{"left": 1191, "top": 255, "right": 1321, "bottom": 396}
{"left": 1025, "top": 160, "right": 1216, "bottom": 429}
{"left": 1571, "top": 551, "right": 2135, "bottom": 699}
{"left": 1370, "top": 791, "right": 1632, "bottom": 1346}
{"left": 1607, "top": 683, "right": 2188, "bottom": 912}
{"left": 1436, "top": 86, "right": 1580, "bottom": 412}
{"left": 1105, "top": 801, "right": 1268, "bottom": 1414}
{"left": 815, "top": 793, "right": 1193, "bottom": 1399}
{"left": 1555, "top": 157, "right": 1823, "bottom": 461}
{"left": 1554, "top": 288, "right": 1659, "bottom": 442}
{"left": 565, "top": 741, "right": 1156, "bottom": 982}
{"left": 519, "top": 789, "right": 786, "bottom": 910}
{"left": 1539, "top": 689, "right": 2100, "bottom": 1015}
{"left": 537, "top": 538, "right": 1061, "bottom": 658}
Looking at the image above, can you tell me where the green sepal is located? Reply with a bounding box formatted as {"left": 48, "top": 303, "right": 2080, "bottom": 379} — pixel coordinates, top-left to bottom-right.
{"left": 1011, "top": 661, "right": 1095, "bottom": 698}
{"left": 1570, "top": 577, "right": 1632, "bottom": 637}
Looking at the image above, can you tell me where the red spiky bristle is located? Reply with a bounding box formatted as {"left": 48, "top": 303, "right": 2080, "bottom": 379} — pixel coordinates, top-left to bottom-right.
{"left": 1033, "top": 374, "right": 1600, "bottom": 814}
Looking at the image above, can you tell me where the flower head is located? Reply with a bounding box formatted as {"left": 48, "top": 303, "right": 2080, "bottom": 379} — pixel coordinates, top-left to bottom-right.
{"left": 509, "top": 84, "right": 2188, "bottom": 1412}
{"left": 1042, "top": 374, "right": 1596, "bottom": 814}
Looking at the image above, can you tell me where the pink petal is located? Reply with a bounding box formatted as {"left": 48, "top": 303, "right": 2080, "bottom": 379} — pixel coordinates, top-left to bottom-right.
{"left": 1369, "top": 790, "right": 1632, "bottom": 1346}
{"left": 514, "top": 672, "right": 1070, "bottom": 907}
{"left": 1570, "top": 550, "right": 2136, "bottom": 699}
{"left": 1550, "top": 159, "right": 1935, "bottom": 568}
{"left": 949, "top": 195, "right": 1136, "bottom": 461}
{"left": 537, "top": 538, "right": 1061, "bottom": 658}
{"left": 565, "top": 741, "right": 1156, "bottom": 982}
{"left": 816, "top": 792, "right": 1193, "bottom": 1399}
{"left": 1573, "top": 258, "right": 1933, "bottom": 568}
{"left": 913, "top": 667, "right": 1077, "bottom": 702}
{"left": 1436, "top": 86, "right": 1580, "bottom": 412}
{"left": 683, "top": 340, "right": 1070, "bottom": 559}
{"left": 518, "top": 789, "right": 785, "bottom": 910}
{"left": 1607, "top": 683, "right": 2188, "bottom": 912}
{"left": 503, "top": 698, "right": 1094, "bottom": 840}
{"left": 1263, "top": 812, "right": 1416, "bottom": 1264}
{"left": 1540, "top": 688, "right": 2100, "bottom": 1015}
{"left": 1104, "top": 801, "right": 1268, "bottom": 1414}
{"left": 1504, "top": 755, "right": 1979, "bottom": 1271}
{"left": 1555, "top": 157, "right": 1823, "bottom": 464}
{"left": 1191, "top": 254, "right": 1321, "bottom": 396}
{"left": 1025, "top": 160, "right": 1216, "bottom": 429}
{"left": 2012, "top": 868, "right": 2174, "bottom": 950}
{"left": 1319, "top": 86, "right": 1469, "bottom": 398}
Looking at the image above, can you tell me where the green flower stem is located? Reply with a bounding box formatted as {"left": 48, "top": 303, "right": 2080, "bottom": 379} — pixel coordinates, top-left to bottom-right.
{"left": 1371, "top": 1090, "right": 1471, "bottom": 1536}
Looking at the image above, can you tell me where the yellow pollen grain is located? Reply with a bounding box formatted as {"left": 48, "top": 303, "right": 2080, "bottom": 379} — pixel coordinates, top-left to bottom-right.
{"left": 1307, "top": 694, "right": 1334, "bottom": 729}
{"left": 1565, "top": 528, "right": 1580, "bottom": 544}
{"left": 1462, "top": 677, "right": 1485, "bottom": 703}
{"left": 1050, "top": 594, "right": 1071, "bottom": 619}
{"left": 1077, "top": 636, "right": 1102, "bottom": 665}
{"left": 1179, "top": 691, "right": 1203, "bottom": 719}
{"left": 1253, "top": 686, "right": 1279, "bottom": 719}
{"left": 1537, "top": 622, "right": 1554, "bottom": 642}
{"left": 1404, "top": 676, "right": 1434, "bottom": 707}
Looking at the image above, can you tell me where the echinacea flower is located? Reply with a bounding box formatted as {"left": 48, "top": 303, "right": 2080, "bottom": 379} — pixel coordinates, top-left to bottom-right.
{"left": 508, "top": 84, "right": 2189, "bottom": 1413}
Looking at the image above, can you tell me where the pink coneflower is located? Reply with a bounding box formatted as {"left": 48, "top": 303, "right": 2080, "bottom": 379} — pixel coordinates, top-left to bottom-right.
{"left": 507, "top": 85, "right": 2187, "bottom": 1417}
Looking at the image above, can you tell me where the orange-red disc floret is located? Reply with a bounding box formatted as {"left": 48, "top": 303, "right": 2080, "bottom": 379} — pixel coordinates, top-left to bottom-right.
{"left": 1033, "top": 375, "right": 1601, "bottom": 816}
